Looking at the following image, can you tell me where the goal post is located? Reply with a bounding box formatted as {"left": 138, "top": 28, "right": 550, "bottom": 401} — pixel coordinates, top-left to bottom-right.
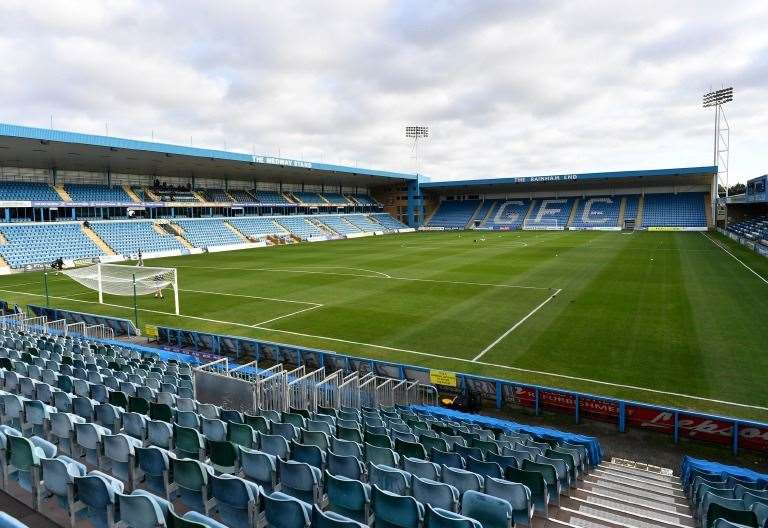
{"left": 63, "top": 263, "right": 180, "bottom": 315}
{"left": 523, "top": 217, "right": 563, "bottom": 230}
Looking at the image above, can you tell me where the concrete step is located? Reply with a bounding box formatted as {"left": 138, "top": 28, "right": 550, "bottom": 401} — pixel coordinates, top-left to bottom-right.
{"left": 582, "top": 479, "right": 688, "bottom": 506}
{"left": 574, "top": 488, "right": 691, "bottom": 517}
{"left": 81, "top": 224, "right": 115, "bottom": 256}
{"left": 590, "top": 469, "right": 684, "bottom": 493}
{"left": 601, "top": 461, "right": 680, "bottom": 485}
{"left": 123, "top": 185, "right": 143, "bottom": 203}
{"left": 569, "top": 495, "right": 693, "bottom": 527}
{"left": 223, "top": 221, "right": 249, "bottom": 242}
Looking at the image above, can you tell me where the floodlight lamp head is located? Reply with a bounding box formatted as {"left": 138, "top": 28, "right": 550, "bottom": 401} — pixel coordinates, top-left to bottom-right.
{"left": 405, "top": 126, "right": 429, "bottom": 138}
{"left": 703, "top": 87, "right": 733, "bottom": 108}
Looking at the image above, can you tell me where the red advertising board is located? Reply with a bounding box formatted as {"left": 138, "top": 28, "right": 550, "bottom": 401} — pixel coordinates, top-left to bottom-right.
{"left": 507, "top": 386, "right": 768, "bottom": 452}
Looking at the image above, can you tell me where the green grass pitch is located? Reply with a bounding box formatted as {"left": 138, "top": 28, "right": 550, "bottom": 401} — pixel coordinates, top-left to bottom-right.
{"left": 1, "top": 230, "right": 766, "bottom": 421}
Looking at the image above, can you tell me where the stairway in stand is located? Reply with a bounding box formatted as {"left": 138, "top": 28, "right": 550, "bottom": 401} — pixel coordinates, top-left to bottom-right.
{"left": 551, "top": 458, "right": 692, "bottom": 528}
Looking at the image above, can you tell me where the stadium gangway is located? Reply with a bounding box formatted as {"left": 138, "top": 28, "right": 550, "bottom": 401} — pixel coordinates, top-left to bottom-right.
{"left": 194, "top": 357, "right": 259, "bottom": 413}
{"left": 84, "top": 324, "right": 114, "bottom": 340}
{"left": 359, "top": 372, "right": 378, "bottom": 408}
{"left": 256, "top": 364, "right": 289, "bottom": 413}
{"left": 44, "top": 318, "right": 68, "bottom": 336}
{"left": 229, "top": 359, "right": 260, "bottom": 383}
{"left": 289, "top": 367, "right": 326, "bottom": 412}
{"left": 339, "top": 372, "right": 360, "bottom": 409}
{"left": 393, "top": 379, "right": 413, "bottom": 406}
{"left": 21, "top": 315, "right": 47, "bottom": 334}
{"left": 66, "top": 321, "right": 86, "bottom": 336}
{"left": 376, "top": 378, "right": 396, "bottom": 408}
{"left": 413, "top": 382, "right": 439, "bottom": 407}
{"left": 316, "top": 370, "right": 344, "bottom": 410}
{"left": 0, "top": 313, "right": 24, "bottom": 330}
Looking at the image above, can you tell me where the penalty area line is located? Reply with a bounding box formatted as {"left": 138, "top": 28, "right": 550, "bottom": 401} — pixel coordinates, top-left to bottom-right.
{"left": 472, "top": 288, "right": 562, "bottom": 362}
{"left": 251, "top": 304, "right": 324, "bottom": 326}
{"left": 0, "top": 286, "right": 765, "bottom": 412}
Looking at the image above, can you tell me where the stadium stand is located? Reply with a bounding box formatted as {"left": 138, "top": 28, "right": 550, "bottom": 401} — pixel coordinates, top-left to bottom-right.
{"left": 199, "top": 189, "right": 234, "bottom": 202}
{"left": 174, "top": 219, "right": 243, "bottom": 248}
{"left": 154, "top": 189, "right": 200, "bottom": 202}
{"left": 623, "top": 194, "right": 640, "bottom": 221}
{"left": 227, "top": 217, "right": 290, "bottom": 237}
{"left": 641, "top": 193, "right": 707, "bottom": 228}
{"left": 524, "top": 198, "right": 576, "bottom": 229}
{"left": 276, "top": 216, "right": 325, "bottom": 239}
{"left": 323, "top": 193, "right": 352, "bottom": 205}
{"left": 228, "top": 189, "right": 257, "bottom": 202}
{"left": 291, "top": 192, "right": 327, "bottom": 206}
{"left": 253, "top": 191, "right": 293, "bottom": 205}
{"left": 0, "top": 182, "right": 61, "bottom": 202}
{"left": 318, "top": 215, "right": 361, "bottom": 235}
{"left": 471, "top": 200, "right": 498, "bottom": 225}
{"left": 345, "top": 214, "right": 385, "bottom": 232}
{"left": 427, "top": 200, "right": 481, "bottom": 228}
{"left": 727, "top": 216, "right": 768, "bottom": 241}
{"left": 64, "top": 184, "right": 133, "bottom": 203}
{"left": 90, "top": 221, "right": 187, "bottom": 255}
{"left": 0, "top": 223, "right": 103, "bottom": 267}
{"left": 0, "top": 319, "right": 712, "bottom": 528}
{"left": 484, "top": 199, "right": 531, "bottom": 229}
{"left": 683, "top": 457, "right": 768, "bottom": 528}
{"left": 372, "top": 213, "right": 408, "bottom": 231}
{"left": 350, "top": 194, "right": 378, "bottom": 206}
{"left": 569, "top": 196, "right": 621, "bottom": 229}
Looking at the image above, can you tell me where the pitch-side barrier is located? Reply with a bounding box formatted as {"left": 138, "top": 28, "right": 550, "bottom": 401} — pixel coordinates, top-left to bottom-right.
{"left": 157, "top": 324, "right": 768, "bottom": 455}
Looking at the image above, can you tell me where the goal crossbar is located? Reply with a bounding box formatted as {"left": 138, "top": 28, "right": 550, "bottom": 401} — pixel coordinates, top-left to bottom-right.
{"left": 63, "top": 263, "right": 180, "bottom": 315}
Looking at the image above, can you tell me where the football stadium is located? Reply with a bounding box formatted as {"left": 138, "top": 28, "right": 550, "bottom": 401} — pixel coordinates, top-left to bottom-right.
{"left": 1, "top": 4, "right": 768, "bottom": 528}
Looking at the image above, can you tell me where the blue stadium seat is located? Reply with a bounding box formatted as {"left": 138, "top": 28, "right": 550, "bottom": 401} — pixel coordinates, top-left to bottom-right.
{"left": 641, "top": 193, "right": 706, "bottom": 228}
{"left": 427, "top": 200, "right": 480, "bottom": 228}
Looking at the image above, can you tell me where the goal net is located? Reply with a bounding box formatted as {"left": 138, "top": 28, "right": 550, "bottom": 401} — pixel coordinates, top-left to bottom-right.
{"left": 522, "top": 218, "right": 564, "bottom": 231}
{"left": 63, "top": 263, "right": 180, "bottom": 315}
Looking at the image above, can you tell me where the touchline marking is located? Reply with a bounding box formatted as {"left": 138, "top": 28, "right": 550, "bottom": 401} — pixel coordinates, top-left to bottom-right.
{"left": 701, "top": 232, "right": 768, "bottom": 285}
{"left": 0, "top": 286, "right": 765, "bottom": 412}
{"left": 174, "top": 265, "right": 552, "bottom": 290}
{"left": 249, "top": 321, "right": 768, "bottom": 412}
{"left": 472, "top": 288, "right": 562, "bottom": 362}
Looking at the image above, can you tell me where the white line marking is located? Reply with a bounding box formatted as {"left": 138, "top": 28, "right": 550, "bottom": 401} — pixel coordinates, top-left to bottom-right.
{"left": 174, "top": 265, "right": 552, "bottom": 290}
{"left": 180, "top": 288, "right": 321, "bottom": 306}
{"left": 472, "top": 288, "right": 562, "bottom": 362}
{"left": 1, "top": 286, "right": 765, "bottom": 412}
{"left": 701, "top": 232, "right": 768, "bottom": 285}
{"left": 251, "top": 304, "right": 324, "bottom": 325}
{"left": 248, "top": 321, "right": 768, "bottom": 412}
{"left": 288, "top": 266, "right": 392, "bottom": 279}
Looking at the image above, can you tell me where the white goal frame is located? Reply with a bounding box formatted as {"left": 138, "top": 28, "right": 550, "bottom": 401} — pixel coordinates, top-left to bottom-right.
{"left": 523, "top": 218, "right": 564, "bottom": 231}
{"left": 96, "top": 263, "right": 180, "bottom": 315}
{"left": 64, "top": 263, "right": 180, "bottom": 315}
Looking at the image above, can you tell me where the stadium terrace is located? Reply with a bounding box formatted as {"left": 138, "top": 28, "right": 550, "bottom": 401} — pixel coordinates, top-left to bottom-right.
{"left": 0, "top": 123, "right": 766, "bottom": 528}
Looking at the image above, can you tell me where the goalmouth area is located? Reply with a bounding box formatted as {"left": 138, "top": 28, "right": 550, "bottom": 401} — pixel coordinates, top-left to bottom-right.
{"left": 0, "top": 229, "right": 766, "bottom": 421}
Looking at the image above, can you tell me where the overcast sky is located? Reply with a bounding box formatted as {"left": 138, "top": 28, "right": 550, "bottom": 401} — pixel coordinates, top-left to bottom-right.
{"left": 1, "top": 0, "right": 766, "bottom": 183}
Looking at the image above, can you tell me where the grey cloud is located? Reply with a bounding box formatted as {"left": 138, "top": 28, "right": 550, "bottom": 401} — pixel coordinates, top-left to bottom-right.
{"left": 0, "top": 0, "right": 765, "bottom": 183}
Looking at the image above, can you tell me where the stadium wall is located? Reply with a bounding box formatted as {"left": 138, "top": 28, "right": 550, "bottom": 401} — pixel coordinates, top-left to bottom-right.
{"left": 718, "top": 227, "right": 768, "bottom": 258}
{"left": 156, "top": 324, "right": 768, "bottom": 456}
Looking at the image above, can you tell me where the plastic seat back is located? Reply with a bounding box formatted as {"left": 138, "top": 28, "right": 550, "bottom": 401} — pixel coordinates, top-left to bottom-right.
{"left": 425, "top": 505, "right": 482, "bottom": 528}
{"left": 412, "top": 475, "right": 459, "bottom": 512}
{"left": 325, "top": 472, "right": 371, "bottom": 524}
{"left": 368, "top": 463, "right": 411, "bottom": 496}
{"left": 371, "top": 486, "right": 424, "bottom": 528}
{"left": 461, "top": 490, "right": 513, "bottom": 528}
